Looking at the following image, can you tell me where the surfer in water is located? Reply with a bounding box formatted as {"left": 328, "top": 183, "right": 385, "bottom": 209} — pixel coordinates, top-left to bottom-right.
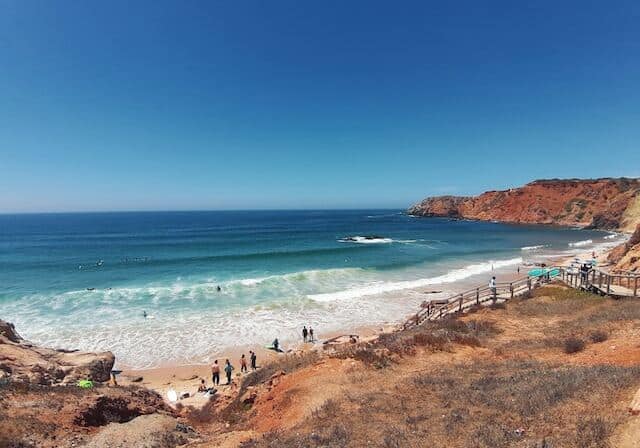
{"left": 143, "top": 311, "right": 148, "bottom": 318}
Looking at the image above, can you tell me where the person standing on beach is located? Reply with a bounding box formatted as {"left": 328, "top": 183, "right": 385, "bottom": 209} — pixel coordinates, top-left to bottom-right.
{"left": 250, "top": 350, "right": 257, "bottom": 370}
{"left": 302, "top": 326, "right": 308, "bottom": 342}
{"left": 489, "top": 276, "right": 497, "bottom": 302}
{"left": 211, "top": 360, "right": 220, "bottom": 386}
{"left": 240, "top": 354, "right": 248, "bottom": 373}
{"left": 224, "top": 359, "right": 234, "bottom": 385}
{"left": 309, "top": 327, "right": 314, "bottom": 342}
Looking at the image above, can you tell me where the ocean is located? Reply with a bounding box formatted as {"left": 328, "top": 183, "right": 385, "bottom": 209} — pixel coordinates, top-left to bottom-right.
{"left": 0, "top": 210, "right": 622, "bottom": 368}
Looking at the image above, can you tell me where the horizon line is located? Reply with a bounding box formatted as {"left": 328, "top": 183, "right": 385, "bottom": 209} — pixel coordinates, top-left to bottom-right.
{"left": 0, "top": 207, "right": 407, "bottom": 216}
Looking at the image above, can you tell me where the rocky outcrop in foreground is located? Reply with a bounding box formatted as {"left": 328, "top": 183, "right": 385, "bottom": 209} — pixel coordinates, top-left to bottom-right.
{"left": 408, "top": 178, "right": 640, "bottom": 231}
{"left": 0, "top": 320, "right": 191, "bottom": 447}
{"left": 0, "top": 319, "right": 114, "bottom": 385}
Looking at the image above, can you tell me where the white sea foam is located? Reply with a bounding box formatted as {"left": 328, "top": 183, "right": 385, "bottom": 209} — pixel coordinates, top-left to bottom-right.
{"left": 603, "top": 234, "right": 618, "bottom": 240}
{"left": 339, "top": 236, "right": 393, "bottom": 244}
{"left": 568, "top": 239, "right": 593, "bottom": 247}
{"left": 308, "top": 257, "right": 523, "bottom": 302}
{"left": 521, "top": 245, "right": 545, "bottom": 251}
{"left": 338, "top": 236, "right": 422, "bottom": 245}
{"left": 0, "top": 258, "right": 521, "bottom": 369}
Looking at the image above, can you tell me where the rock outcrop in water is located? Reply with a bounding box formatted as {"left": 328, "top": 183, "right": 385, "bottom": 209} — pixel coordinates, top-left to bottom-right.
{"left": 0, "top": 318, "right": 115, "bottom": 385}
{"left": 408, "top": 178, "right": 640, "bottom": 232}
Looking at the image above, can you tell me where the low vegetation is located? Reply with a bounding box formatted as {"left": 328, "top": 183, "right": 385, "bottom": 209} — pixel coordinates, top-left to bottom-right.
{"left": 563, "top": 336, "right": 586, "bottom": 354}
{"left": 589, "top": 330, "right": 609, "bottom": 343}
{"left": 332, "top": 318, "right": 498, "bottom": 368}
{"left": 218, "top": 351, "right": 320, "bottom": 424}
{"left": 234, "top": 285, "right": 640, "bottom": 448}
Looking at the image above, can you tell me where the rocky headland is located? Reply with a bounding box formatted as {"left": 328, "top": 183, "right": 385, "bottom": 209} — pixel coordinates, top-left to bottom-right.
{"left": 408, "top": 178, "right": 640, "bottom": 232}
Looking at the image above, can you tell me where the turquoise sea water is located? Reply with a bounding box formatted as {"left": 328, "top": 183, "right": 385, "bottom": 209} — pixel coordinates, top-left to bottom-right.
{"left": 0, "top": 210, "right": 620, "bottom": 368}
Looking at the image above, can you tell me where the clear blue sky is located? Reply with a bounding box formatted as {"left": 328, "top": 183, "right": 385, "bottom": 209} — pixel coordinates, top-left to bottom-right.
{"left": 1, "top": 1, "right": 639, "bottom": 212}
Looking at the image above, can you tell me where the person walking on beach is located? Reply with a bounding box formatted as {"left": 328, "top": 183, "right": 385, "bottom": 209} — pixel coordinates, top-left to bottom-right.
{"left": 272, "top": 338, "right": 279, "bottom": 352}
{"left": 302, "top": 326, "right": 308, "bottom": 342}
{"left": 309, "top": 327, "right": 314, "bottom": 342}
{"left": 489, "top": 276, "right": 497, "bottom": 302}
{"left": 240, "top": 354, "right": 248, "bottom": 373}
{"left": 250, "top": 350, "right": 257, "bottom": 370}
{"left": 224, "top": 359, "right": 234, "bottom": 385}
{"left": 211, "top": 360, "right": 220, "bottom": 386}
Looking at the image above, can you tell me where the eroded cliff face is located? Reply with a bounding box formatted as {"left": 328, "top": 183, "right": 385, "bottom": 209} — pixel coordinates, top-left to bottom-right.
{"left": 408, "top": 178, "right": 640, "bottom": 231}
{"left": 610, "top": 224, "right": 640, "bottom": 272}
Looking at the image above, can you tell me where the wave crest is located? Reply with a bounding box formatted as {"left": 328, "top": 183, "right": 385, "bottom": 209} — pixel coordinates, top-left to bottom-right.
{"left": 308, "top": 257, "right": 523, "bottom": 302}
{"left": 568, "top": 239, "right": 593, "bottom": 247}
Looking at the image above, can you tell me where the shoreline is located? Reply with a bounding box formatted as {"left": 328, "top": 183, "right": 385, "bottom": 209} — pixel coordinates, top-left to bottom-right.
{"left": 120, "top": 240, "right": 621, "bottom": 406}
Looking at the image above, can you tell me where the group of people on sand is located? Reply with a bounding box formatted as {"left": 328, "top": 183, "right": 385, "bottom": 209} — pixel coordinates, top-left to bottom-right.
{"left": 195, "top": 326, "right": 317, "bottom": 395}
{"left": 201, "top": 351, "right": 258, "bottom": 392}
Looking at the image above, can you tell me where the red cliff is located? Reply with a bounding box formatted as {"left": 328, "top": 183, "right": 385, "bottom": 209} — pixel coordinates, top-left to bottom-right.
{"left": 408, "top": 178, "right": 640, "bottom": 232}
{"left": 609, "top": 223, "right": 640, "bottom": 272}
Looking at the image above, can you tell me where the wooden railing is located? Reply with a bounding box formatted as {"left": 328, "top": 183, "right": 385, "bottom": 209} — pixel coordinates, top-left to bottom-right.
{"left": 561, "top": 267, "right": 640, "bottom": 297}
{"left": 404, "top": 265, "right": 639, "bottom": 330}
{"left": 404, "top": 275, "right": 539, "bottom": 328}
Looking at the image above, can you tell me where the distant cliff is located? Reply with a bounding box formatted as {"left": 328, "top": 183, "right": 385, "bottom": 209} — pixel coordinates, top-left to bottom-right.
{"left": 408, "top": 178, "right": 640, "bottom": 232}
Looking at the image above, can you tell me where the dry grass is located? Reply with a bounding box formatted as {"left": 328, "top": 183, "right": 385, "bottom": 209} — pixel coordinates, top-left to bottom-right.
{"left": 240, "top": 351, "right": 320, "bottom": 390}
{"left": 564, "top": 336, "right": 586, "bottom": 354}
{"left": 238, "top": 285, "right": 640, "bottom": 447}
{"left": 219, "top": 351, "right": 320, "bottom": 424}
{"left": 589, "top": 330, "right": 609, "bottom": 343}
{"left": 243, "top": 358, "right": 639, "bottom": 447}
{"left": 332, "top": 318, "right": 497, "bottom": 368}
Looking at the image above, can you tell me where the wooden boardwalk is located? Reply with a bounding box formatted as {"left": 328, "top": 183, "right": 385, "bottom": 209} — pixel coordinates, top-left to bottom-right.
{"left": 404, "top": 265, "right": 639, "bottom": 329}
{"left": 559, "top": 267, "right": 639, "bottom": 298}
{"left": 404, "top": 275, "right": 540, "bottom": 328}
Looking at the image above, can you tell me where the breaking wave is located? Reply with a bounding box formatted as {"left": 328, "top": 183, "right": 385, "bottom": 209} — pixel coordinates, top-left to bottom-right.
{"left": 308, "top": 257, "right": 523, "bottom": 302}
{"left": 568, "top": 239, "right": 593, "bottom": 247}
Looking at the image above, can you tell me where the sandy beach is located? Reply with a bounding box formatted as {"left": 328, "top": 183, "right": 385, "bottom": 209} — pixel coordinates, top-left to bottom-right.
{"left": 119, "top": 239, "right": 620, "bottom": 409}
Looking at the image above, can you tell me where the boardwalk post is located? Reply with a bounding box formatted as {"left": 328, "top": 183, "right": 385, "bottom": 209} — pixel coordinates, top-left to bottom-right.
{"left": 527, "top": 278, "right": 532, "bottom": 296}
{"left": 634, "top": 277, "right": 638, "bottom": 298}
{"left": 510, "top": 283, "right": 514, "bottom": 299}
{"left": 606, "top": 274, "right": 611, "bottom": 294}
{"left": 458, "top": 294, "right": 463, "bottom": 312}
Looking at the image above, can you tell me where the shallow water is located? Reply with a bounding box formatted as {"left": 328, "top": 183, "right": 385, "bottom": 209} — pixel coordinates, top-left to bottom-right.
{"left": 0, "top": 210, "right": 621, "bottom": 368}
